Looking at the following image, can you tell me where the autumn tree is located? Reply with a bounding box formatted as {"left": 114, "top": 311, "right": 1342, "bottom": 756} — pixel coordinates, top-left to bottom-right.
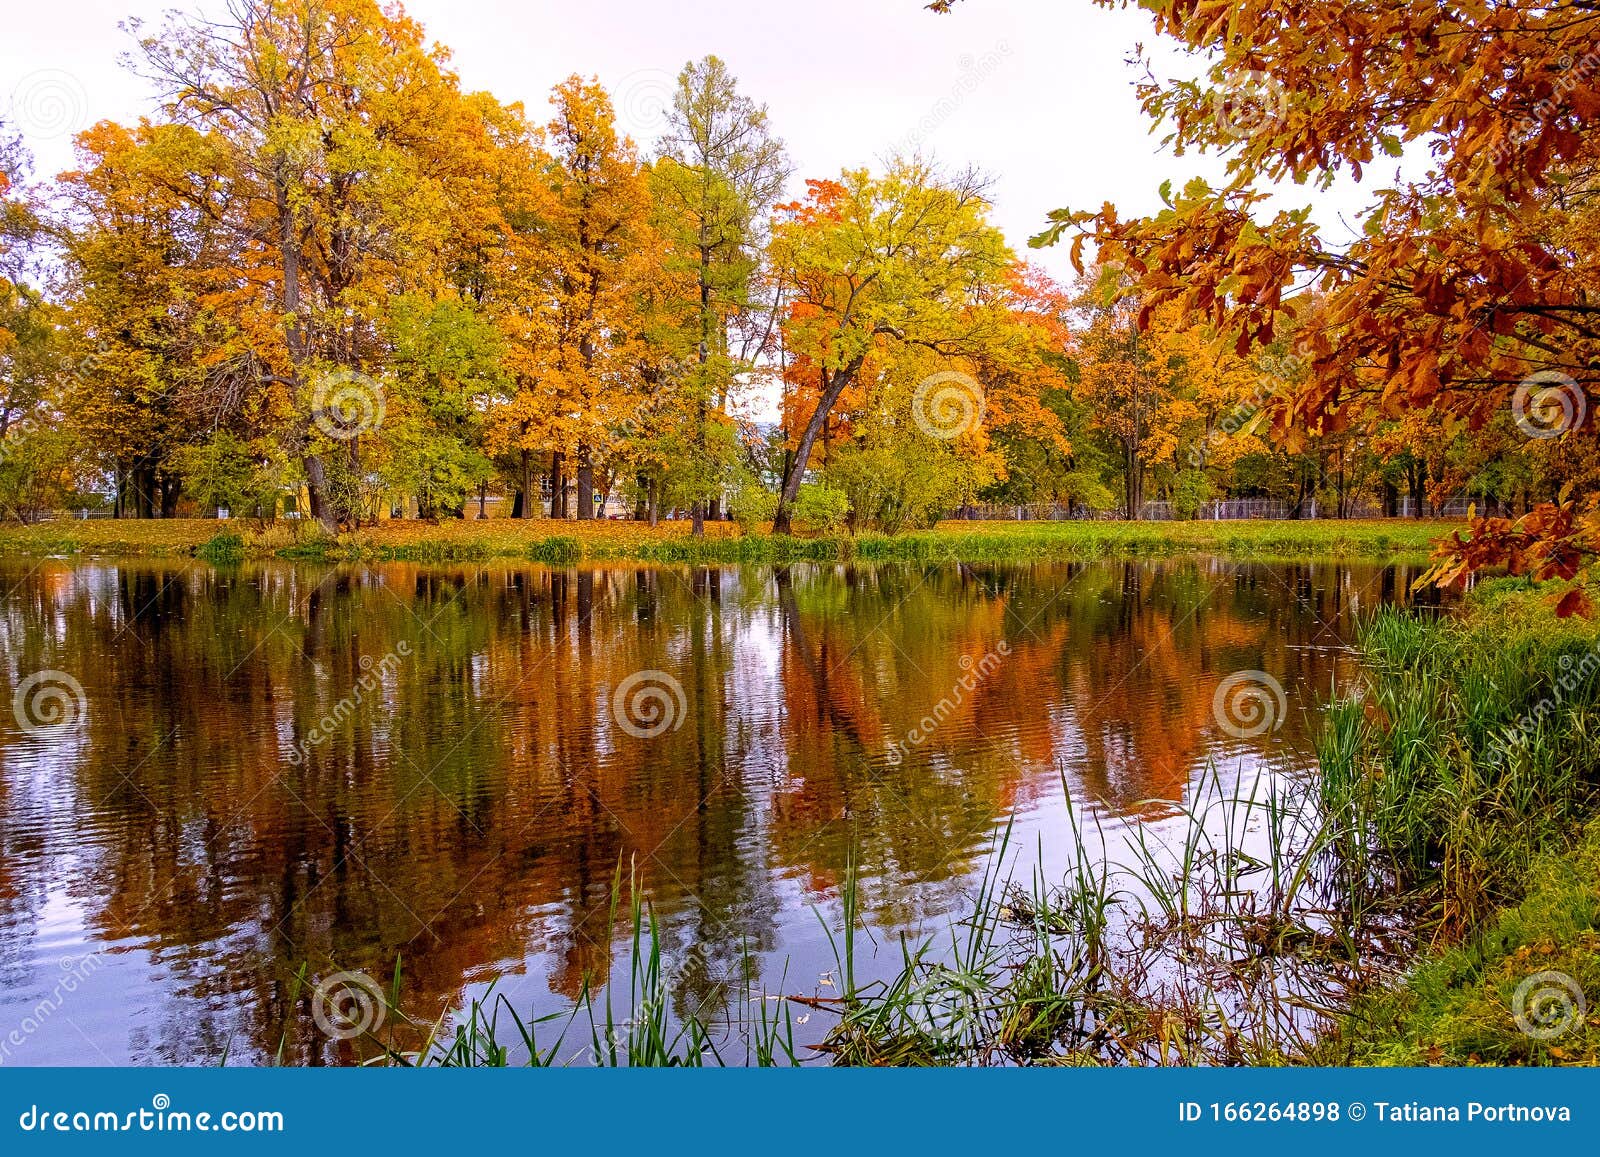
{"left": 55, "top": 120, "right": 247, "bottom": 517}
{"left": 1, "top": 122, "right": 54, "bottom": 457}
{"left": 652, "top": 55, "right": 790, "bottom": 533}
{"left": 129, "top": 0, "right": 497, "bottom": 529}
{"left": 540, "top": 76, "right": 674, "bottom": 520}
{"left": 767, "top": 160, "right": 1013, "bottom": 534}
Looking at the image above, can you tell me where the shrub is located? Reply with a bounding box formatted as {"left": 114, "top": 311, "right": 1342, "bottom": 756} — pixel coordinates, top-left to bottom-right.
{"left": 793, "top": 483, "right": 850, "bottom": 534}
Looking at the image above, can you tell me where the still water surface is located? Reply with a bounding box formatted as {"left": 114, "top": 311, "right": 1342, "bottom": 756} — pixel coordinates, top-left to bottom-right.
{"left": 0, "top": 557, "right": 1427, "bottom": 1064}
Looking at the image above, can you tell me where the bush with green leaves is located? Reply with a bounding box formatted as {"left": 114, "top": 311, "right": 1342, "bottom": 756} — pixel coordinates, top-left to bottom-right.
{"left": 1170, "top": 469, "right": 1212, "bottom": 520}
{"left": 728, "top": 473, "right": 778, "bottom": 534}
{"left": 792, "top": 482, "right": 850, "bottom": 533}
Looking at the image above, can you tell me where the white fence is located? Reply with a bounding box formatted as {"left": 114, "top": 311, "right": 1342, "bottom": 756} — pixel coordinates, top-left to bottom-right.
{"left": 952, "top": 496, "right": 1477, "bottom": 522}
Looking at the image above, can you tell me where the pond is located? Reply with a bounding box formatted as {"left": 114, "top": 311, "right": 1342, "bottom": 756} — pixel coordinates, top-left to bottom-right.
{"left": 0, "top": 556, "right": 1431, "bottom": 1065}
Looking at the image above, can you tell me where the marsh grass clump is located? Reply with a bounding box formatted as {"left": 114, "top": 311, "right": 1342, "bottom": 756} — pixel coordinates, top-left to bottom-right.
{"left": 1316, "top": 821, "right": 1600, "bottom": 1066}
{"left": 196, "top": 530, "right": 246, "bottom": 562}
{"left": 526, "top": 535, "right": 582, "bottom": 564}
{"left": 1322, "top": 583, "right": 1600, "bottom": 936}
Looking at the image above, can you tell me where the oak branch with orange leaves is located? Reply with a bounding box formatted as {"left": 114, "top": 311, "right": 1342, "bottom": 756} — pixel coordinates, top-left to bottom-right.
{"left": 938, "top": 0, "right": 1600, "bottom": 609}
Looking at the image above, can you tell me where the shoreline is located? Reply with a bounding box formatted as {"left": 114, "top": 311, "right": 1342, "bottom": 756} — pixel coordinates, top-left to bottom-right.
{"left": 0, "top": 517, "right": 1460, "bottom": 565}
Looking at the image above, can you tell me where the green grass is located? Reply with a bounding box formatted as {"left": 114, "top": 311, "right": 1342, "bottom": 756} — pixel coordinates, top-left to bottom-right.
{"left": 1316, "top": 822, "right": 1600, "bottom": 1066}
{"left": 1319, "top": 579, "right": 1600, "bottom": 935}
{"left": 0, "top": 515, "right": 1456, "bottom": 565}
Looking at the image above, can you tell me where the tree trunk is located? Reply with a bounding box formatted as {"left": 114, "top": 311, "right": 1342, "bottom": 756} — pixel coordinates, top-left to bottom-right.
{"left": 160, "top": 474, "right": 180, "bottom": 519}
{"left": 773, "top": 361, "right": 859, "bottom": 534}
{"left": 519, "top": 449, "right": 538, "bottom": 519}
{"left": 634, "top": 474, "right": 649, "bottom": 521}
{"left": 549, "top": 451, "right": 565, "bottom": 519}
{"left": 575, "top": 446, "right": 594, "bottom": 520}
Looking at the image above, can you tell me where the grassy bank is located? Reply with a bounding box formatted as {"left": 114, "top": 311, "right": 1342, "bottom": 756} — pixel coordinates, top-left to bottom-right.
{"left": 0, "top": 515, "right": 1457, "bottom": 565}
{"left": 1307, "top": 580, "right": 1600, "bottom": 1065}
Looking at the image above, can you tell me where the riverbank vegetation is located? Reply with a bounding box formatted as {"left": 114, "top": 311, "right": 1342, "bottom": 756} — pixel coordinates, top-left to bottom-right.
{"left": 0, "top": 515, "right": 1458, "bottom": 564}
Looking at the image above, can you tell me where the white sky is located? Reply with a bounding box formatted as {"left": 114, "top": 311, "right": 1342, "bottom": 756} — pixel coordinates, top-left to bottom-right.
{"left": 2, "top": 0, "right": 1410, "bottom": 286}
